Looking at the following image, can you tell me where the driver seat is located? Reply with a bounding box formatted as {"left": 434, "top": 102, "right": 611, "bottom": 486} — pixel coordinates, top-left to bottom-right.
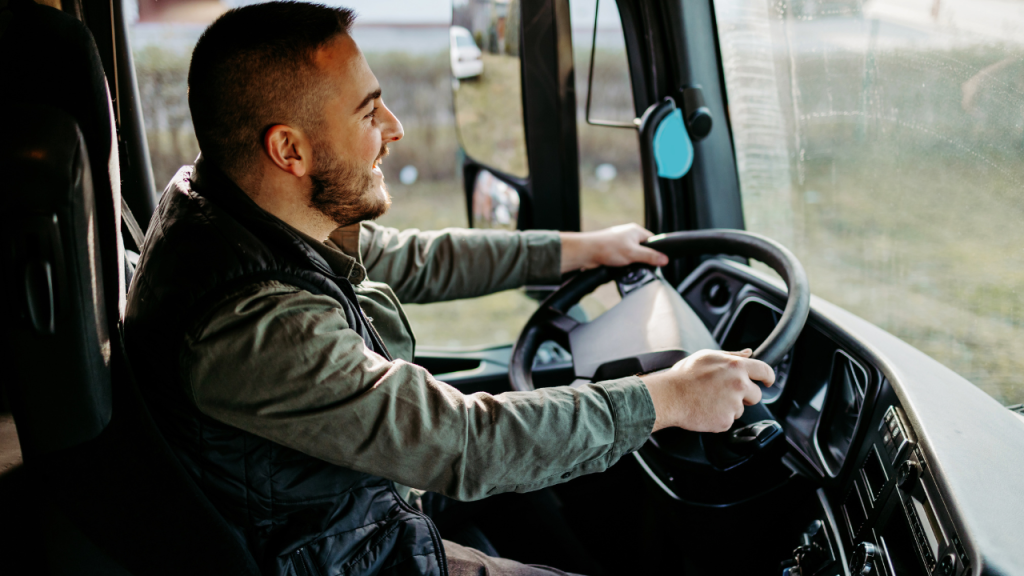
{"left": 0, "top": 0, "right": 258, "bottom": 573}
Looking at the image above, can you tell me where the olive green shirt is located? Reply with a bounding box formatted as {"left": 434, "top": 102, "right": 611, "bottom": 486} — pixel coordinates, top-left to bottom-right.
{"left": 182, "top": 221, "right": 656, "bottom": 502}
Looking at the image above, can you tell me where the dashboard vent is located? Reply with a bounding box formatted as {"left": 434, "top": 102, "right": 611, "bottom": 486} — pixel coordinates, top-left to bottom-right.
{"left": 861, "top": 446, "right": 888, "bottom": 503}
{"left": 843, "top": 487, "right": 866, "bottom": 538}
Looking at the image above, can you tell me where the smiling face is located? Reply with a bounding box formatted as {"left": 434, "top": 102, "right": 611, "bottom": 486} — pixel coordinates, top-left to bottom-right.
{"left": 307, "top": 34, "right": 404, "bottom": 227}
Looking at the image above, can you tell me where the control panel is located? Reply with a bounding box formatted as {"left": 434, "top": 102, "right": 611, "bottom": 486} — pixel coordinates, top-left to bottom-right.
{"left": 779, "top": 383, "right": 975, "bottom": 576}
{"left": 880, "top": 407, "right": 911, "bottom": 465}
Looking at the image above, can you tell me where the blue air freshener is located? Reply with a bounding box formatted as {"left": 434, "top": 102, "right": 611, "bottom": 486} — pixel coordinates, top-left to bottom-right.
{"left": 652, "top": 108, "right": 694, "bottom": 179}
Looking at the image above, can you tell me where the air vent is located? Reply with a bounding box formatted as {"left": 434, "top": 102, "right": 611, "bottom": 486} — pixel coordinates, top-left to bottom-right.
{"left": 861, "top": 446, "right": 888, "bottom": 502}
{"left": 843, "top": 486, "right": 867, "bottom": 538}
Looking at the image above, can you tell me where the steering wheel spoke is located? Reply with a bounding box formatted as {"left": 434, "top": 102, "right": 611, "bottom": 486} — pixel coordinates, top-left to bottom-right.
{"left": 538, "top": 306, "right": 580, "bottom": 340}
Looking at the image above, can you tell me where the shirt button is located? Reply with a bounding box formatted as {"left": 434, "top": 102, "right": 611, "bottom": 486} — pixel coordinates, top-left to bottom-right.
{"left": 561, "top": 472, "right": 572, "bottom": 479}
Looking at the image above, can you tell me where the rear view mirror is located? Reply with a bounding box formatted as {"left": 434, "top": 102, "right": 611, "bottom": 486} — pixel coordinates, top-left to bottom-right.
{"left": 471, "top": 169, "right": 520, "bottom": 230}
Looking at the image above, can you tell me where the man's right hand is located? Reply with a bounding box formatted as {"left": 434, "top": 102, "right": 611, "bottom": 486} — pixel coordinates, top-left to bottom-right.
{"left": 641, "top": 349, "right": 775, "bottom": 433}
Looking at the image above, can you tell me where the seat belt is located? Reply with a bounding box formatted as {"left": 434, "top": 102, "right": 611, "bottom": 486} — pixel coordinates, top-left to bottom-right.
{"left": 121, "top": 195, "right": 146, "bottom": 250}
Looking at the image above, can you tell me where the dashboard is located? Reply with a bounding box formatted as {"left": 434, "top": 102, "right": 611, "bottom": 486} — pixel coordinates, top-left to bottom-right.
{"left": 639, "top": 258, "right": 1024, "bottom": 576}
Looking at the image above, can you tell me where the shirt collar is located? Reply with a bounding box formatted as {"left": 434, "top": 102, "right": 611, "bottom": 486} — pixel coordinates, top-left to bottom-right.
{"left": 289, "top": 224, "right": 366, "bottom": 284}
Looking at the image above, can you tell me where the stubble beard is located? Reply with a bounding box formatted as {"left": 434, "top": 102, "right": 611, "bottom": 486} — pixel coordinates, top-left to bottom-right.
{"left": 308, "top": 139, "right": 392, "bottom": 228}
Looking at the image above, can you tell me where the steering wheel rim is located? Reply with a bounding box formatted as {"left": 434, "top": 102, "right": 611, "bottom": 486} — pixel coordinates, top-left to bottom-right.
{"left": 510, "top": 229, "right": 810, "bottom": 393}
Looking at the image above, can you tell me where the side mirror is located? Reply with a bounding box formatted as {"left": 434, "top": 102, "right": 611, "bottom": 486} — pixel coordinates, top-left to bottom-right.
{"left": 471, "top": 169, "right": 520, "bottom": 230}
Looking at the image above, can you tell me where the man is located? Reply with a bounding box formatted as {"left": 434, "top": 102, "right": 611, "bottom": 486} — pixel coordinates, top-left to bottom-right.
{"left": 124, "top": 3, "right": 773, "bottom": 575}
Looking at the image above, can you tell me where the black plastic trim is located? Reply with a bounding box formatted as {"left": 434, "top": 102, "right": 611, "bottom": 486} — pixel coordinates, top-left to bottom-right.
{"left": 520, "top": 0, "right": 580, "bottom": 232}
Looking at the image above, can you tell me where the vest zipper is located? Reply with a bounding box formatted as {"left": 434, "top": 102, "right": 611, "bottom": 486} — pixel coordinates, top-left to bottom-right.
{"left": 387, "top": 482, "right": 448, "bottom": 576}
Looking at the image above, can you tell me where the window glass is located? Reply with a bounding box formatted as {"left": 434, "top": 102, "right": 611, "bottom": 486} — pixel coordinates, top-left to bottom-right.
{"left": 570, "top": 0, "right": 644, "bottom": 232}
{"left": 128, "top": 0, "right": 536, "bottom": 349}
{"left": 714, "top": 0, "right": 1024, "bottom": 404}
{"left": 451, "top": 0, "right": 529, "bottom": 177}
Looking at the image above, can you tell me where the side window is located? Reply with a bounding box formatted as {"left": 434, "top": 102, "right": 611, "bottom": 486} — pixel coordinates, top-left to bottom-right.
{"left": 571, "top": 0, "right": 644, "bottom": 231}
{"left": 129, "top": 0, "right": 536, "bottom": 349}
{"left": 451, "top": 0, "right": 529, "bottom": 178}
{"left": 714, "top": 0, "right": 1024, "bottom": 405}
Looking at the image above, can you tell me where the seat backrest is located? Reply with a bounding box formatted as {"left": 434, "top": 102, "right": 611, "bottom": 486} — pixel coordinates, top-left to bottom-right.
{"left": 0, "top": 1, "right": 259, "bottom": 574}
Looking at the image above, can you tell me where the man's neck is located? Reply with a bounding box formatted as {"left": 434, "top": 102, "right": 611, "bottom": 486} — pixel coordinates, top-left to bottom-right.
{"left": 231, "top": 163, "right": 339, "bottom": 242}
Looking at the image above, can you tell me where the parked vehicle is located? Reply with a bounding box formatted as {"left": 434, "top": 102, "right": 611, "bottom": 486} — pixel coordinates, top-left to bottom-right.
{"left": 450, "top": 25, "right": 483, "bottom": 79}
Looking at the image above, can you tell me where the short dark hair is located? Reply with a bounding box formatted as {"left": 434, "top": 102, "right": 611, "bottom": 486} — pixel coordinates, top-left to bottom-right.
{"left": 188, "top": 2, "right": 355, "bottom": 179}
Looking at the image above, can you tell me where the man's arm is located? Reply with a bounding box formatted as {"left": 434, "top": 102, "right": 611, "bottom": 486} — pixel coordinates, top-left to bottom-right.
{"left": 558, "top": 223, "right": 669, "bottom": 273}
{"left": 357, "top": 222, "right": 561, "bottom": 304}
{"left": 184, "top": 281, "right": 657, "bottom": 501}
{"left": 356, "top": 222, "right": 670, "bottom": 304}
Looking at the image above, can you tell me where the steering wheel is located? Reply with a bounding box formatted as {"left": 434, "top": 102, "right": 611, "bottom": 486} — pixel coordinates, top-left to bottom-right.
{"left": 510, "top": 229, "right": 810, "bottom": 471}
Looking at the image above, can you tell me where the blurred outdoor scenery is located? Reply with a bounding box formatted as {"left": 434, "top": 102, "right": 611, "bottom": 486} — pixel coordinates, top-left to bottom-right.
{"left": 128, "top": 0, "right": 1024, "bottom": 404}
{"left": 129, "top": 0, "right": 642, "bottom": 350}
{"left": 716, "top": 0, "right": 1024, "bottom": 404}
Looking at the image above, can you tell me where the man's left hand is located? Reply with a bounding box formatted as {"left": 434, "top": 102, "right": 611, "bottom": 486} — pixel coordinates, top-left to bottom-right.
{"left": 559, "top": 223, "right": 670, "bottom": 274}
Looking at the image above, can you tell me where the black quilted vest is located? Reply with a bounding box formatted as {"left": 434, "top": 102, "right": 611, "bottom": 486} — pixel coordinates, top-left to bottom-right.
{"left": 124, "top": 162, "right": 446, "bottom": 576}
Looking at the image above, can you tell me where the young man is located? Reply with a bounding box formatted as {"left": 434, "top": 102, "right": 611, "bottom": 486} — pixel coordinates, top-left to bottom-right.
{"left": 124, "top": 3, "right": 773, "bottom": 575}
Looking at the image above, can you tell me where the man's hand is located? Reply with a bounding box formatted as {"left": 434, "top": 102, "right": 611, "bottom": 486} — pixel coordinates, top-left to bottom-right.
{"left": 559, "top": 223, "right": 670, "bottom": 274}
{"left": 641, "top": 349, "right": 775, "bottom": 433}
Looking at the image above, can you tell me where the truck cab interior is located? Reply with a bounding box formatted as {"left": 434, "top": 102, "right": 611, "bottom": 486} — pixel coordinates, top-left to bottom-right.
{"left": 2, "top": 0, "right": 1023, "bottom": 575}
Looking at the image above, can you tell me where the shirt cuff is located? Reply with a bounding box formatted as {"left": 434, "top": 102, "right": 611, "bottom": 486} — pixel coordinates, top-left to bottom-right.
{"left": 522, "top": 230, "right": 562, "bottom": 285}
{"left": 593, "top": 375, "right": 657, "bottom": 455}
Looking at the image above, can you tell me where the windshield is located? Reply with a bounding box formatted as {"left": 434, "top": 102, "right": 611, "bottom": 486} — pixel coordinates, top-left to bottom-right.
{"left": 713, "top": 0, "right": 1024, "bottom": 405}
{"left": 455, "top": 34, "right": 477, "bottom": 49}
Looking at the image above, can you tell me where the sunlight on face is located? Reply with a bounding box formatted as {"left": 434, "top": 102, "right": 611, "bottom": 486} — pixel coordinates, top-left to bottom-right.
{"left": 307, "top": 34, "right": 404, "bottom": 226}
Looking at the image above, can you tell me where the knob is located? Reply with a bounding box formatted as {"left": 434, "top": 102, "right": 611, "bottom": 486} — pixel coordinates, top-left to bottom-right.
{"left": 939, "top": 553, "right": 957, "bottom": 576}
{"left": 897, "top": 460, "right": 921, "bottom": 491}
{"left": 703, "top": 278, "right": 731, "bottom": 308}
{"left": 849, "top": 542, "right": 877, "bottom": 575}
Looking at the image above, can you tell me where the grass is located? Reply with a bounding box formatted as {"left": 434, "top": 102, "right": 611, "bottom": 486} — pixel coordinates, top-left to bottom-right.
{"left": 375, "top": 180, "right": 538, "bottom": 349}
{"left": 452, "top": 53, "right": 529, "bottom": 177}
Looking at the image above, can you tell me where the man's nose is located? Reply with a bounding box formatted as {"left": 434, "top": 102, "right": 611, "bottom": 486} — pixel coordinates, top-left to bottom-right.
{"left": 380, "top": 104, "right": 404, "bottom": 142}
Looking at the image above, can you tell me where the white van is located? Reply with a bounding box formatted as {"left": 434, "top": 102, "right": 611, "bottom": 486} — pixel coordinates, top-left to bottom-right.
{"left": 449, "top": 25, "right": 483, "bottom": 79}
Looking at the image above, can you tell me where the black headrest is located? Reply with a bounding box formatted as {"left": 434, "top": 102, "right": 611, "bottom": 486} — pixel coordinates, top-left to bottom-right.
{"left": 0, "top": 0, "right": 125, "bottom": 327}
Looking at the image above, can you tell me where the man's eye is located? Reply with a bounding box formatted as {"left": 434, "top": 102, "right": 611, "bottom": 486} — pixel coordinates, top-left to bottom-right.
{"left": 366, "top": 107, "right": 378, "bottom": 119}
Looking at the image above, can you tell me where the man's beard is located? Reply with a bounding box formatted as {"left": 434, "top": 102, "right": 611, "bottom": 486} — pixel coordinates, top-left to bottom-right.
{"left": 308, "top": 139, "right": 391, "bottom": 228}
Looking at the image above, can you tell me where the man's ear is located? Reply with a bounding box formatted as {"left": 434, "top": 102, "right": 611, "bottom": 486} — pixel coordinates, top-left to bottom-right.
{"left": 263, "top": 124, "right": 310, "bottom": 178}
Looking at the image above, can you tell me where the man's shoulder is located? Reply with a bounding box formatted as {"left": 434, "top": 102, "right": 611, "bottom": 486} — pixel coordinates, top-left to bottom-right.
{"left": 192, "top": 279, "right": 350, "bottom": 340}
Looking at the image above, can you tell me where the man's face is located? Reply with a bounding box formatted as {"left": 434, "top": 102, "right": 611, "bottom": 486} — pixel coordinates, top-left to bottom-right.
{"left": 307, "top": 34, "right": 403, "bottom": 228}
